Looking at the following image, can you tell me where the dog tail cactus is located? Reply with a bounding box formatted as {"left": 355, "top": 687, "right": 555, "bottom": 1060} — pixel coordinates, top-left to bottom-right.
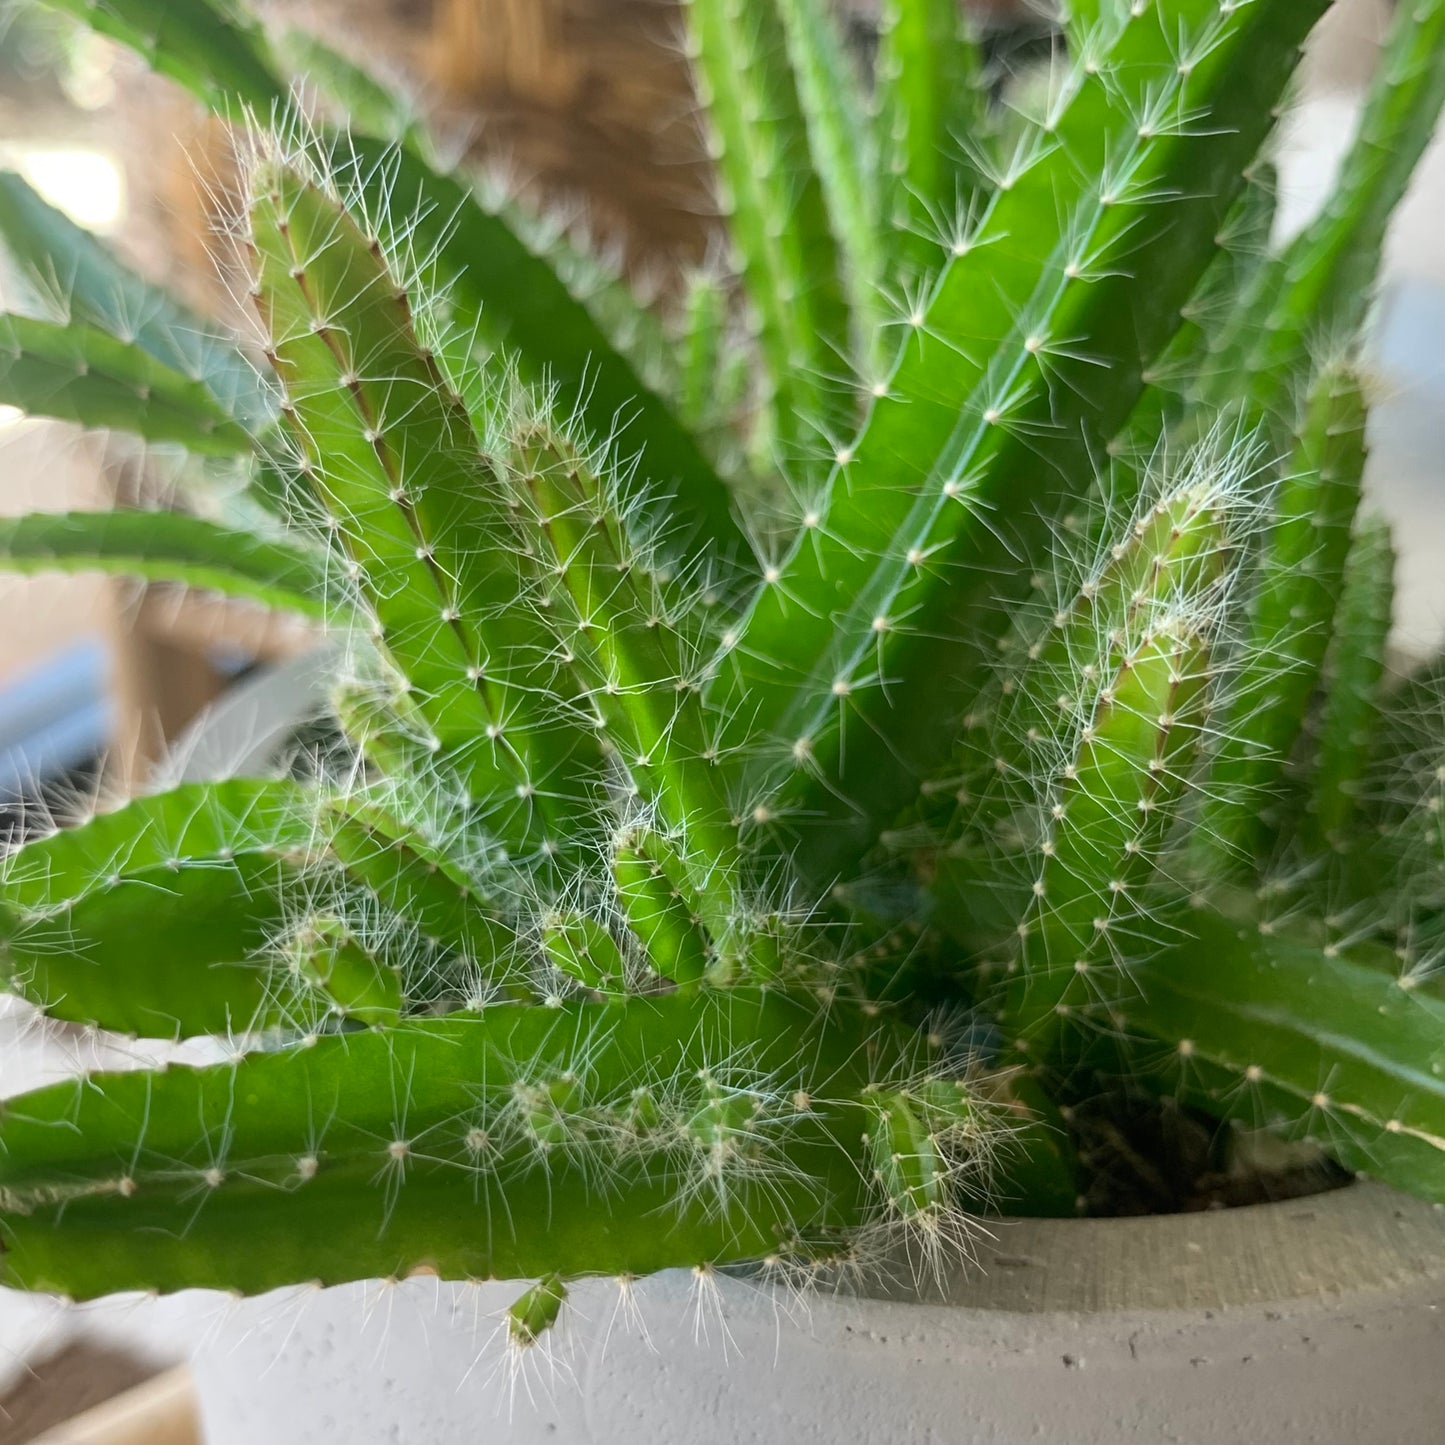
{"left": 0, "top": 0, "right": 1440, "bottom": 1350}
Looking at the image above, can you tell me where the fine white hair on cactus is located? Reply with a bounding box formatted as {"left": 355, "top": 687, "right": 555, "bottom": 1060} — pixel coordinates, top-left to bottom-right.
{"left": 599, "top": 1271, "right": 657, "bottom": 1359}
{"left": 0, "top": 0, "right": 1439, "bottom": 1341}
{"left": 477, "top": 1288, "right": 578, "bottom": 1419}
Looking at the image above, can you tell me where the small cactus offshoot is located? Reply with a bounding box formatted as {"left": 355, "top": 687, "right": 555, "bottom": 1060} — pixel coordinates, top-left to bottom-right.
{"left": 0, "top": 0, "right": 1441, "bottom": 1352}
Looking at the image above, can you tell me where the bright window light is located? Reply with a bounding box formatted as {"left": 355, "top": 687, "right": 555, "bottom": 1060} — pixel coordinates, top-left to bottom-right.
{"left": 14, "top": 148, "right": 124, "bottom": 230}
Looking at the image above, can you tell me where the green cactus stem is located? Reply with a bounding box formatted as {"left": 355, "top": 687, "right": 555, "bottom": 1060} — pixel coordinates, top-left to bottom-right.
{"left": 776, "top": 0, "right": 884, "bottom": 353}
{"left": 1307, "top": 515, "right": 1397, "bottom": 851}
{"left": 682, "top": 0, "right": 853, "bottom": 467}
{"left": 1111, "top": 900, "right": 1445, "bottom": 1203}
{"left": 248, "top": 160, "right": 603, "bottom": 862}
{"left": 508, "top": 1275, "right": 568, "bottom": 1347}
{"left": 717, "top": 0, "right": 1329, "bottom": 882}
{"left": 0, "top": 0, "right": 1439, "bottom": 1326}
{"left": 874, "top": 0, "right": 988, "bottom": 275}
{"left": 0, "top": 509, "right": 329, "bottom": 620}
{"left": 1199, "top": 368, "right": 1366, "bottom": 872}
{"left": 0, "top": 170, "right": 270, "bottom": 426}
{"left": 0, "top": 314, "right": 252, "bottom": 455}
{"left": 0, "top": 780, "right": 314, "bottom": 1036}
{"left": 540, "top": 912, "right": 628, "bottom": 996}
{"left": 0, "top": 990, "right": 981, "bottom": 1300}
{"left": 611, "top": 828, "right": 711, "bottom": 988}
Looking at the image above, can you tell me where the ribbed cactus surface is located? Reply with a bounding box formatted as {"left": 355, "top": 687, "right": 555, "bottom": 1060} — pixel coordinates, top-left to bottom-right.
{"left": 0, "top": 0, "right": 1440, "bottom": 1353}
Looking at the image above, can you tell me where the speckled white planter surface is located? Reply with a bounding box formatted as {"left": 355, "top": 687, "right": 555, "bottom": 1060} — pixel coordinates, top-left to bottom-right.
{"left": 175, "top": 1182, "right": 1442, "bottom": 1445}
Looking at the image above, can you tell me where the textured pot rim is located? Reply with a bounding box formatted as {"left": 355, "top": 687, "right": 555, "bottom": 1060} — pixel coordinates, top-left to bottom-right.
{"left": 863, "top": 1179, "right": 1445, "bottom": 1315}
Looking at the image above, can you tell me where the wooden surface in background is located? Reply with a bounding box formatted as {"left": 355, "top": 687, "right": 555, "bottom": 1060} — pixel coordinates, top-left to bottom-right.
{"left": 33, "top": 1367, "right": 199, "bottom": 1445}
{"left": 0, "top": 1345, "right": 196, "bottom": 1445}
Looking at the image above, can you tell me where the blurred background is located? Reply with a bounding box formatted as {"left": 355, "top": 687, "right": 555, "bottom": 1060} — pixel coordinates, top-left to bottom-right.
{"left": 0, "top": 0, "right": 1440, "bottom": 1438}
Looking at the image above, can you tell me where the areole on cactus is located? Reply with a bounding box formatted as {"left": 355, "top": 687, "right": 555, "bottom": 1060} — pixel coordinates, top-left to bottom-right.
{"left": 0, "top": 0, "right": 1441, "bottom": 1354}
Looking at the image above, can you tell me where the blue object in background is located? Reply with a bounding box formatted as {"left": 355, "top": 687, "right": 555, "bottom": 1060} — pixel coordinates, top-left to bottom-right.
{"left": 0, "top": 636, "right": 113, "bottom": 802}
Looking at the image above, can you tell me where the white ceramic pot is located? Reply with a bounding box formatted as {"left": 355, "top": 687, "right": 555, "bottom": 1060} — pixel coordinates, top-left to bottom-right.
{"left": 189, "top": 1181, "right": 1442, "bottom": 1445}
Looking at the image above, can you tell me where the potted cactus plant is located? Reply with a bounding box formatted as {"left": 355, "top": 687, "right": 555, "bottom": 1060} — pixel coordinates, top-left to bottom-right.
{"left": 0, "top": 0, "right": 1441, "bottom": 1440}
